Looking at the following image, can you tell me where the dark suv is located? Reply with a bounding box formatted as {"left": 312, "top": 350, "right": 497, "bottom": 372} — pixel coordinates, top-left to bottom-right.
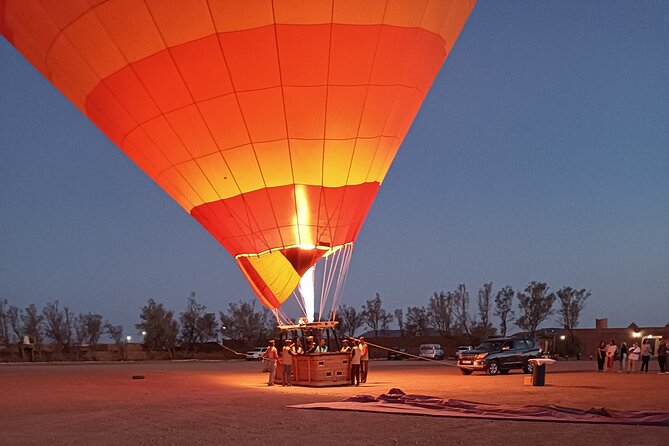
{"left": 457, "top": 337, "right": 541, "bottom": 375}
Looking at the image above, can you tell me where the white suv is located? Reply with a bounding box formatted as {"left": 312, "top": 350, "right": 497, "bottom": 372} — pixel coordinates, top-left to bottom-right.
{"left": 245, "top": 347, "right": 268, "bottom": 360}
{"left": 419, "top": 344, "right": 445, "bottom": 360}
{"left": 455, "top": 345, "right": 474, "bottom": 358}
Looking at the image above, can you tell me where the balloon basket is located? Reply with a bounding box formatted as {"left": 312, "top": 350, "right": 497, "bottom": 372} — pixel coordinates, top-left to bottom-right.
{"left": 275, "top": 353, "right": 351, "bottom": 387}
{"left": 275, "top": 321, "right": 352, "bottom": 387}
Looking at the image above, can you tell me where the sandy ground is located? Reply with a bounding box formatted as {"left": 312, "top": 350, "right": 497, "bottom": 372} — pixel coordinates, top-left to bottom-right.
{"left": 0, "top": 359, "right": 667, "bottom": 446}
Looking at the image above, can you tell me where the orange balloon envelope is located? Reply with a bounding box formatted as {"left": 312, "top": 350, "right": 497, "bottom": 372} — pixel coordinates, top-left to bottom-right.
{"left": 1, "top": 0, "right": 475, "bottom": 312}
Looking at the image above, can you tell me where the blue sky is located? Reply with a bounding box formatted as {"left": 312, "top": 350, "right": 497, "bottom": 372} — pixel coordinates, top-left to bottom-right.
{"left": 1, "top": 1, "right": 667, "bottom": 335}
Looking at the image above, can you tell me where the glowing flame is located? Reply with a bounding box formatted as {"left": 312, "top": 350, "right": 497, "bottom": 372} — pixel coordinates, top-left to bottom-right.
{"left": 298, "top": 265, "right": 315, "bottom": 322}
{"left": 293, "top": 185, "right": 314, "bottom": 248}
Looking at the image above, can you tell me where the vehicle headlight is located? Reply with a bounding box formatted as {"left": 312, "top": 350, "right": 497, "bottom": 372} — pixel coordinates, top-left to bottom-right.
{"left": 475, "top": 353, "right": 489, "bottom": 360}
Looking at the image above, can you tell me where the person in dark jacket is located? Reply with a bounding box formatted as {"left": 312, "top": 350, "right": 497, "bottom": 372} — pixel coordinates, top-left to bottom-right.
{"left": 658, "top": 339, "right": 667, "bottom": 374}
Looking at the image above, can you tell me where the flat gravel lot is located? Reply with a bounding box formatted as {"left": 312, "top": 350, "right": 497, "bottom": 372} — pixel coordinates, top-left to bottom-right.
{"left": 1, "top": 359, "right": 667, "bottom": 445}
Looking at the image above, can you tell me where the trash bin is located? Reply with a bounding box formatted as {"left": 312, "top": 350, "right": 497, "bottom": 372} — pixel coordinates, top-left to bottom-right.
{"left": 532, "top": 362, "right": 546, "bottom": 386}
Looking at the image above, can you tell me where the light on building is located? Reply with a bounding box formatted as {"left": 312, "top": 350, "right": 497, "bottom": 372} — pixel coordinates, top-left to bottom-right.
{"left": 560, "top": 335, "right": 566, "bottom": 341}
{"left": 632, "top": 331, "right": 642, "bottom": 338}
{"left": 126, "top": 335, "right": 132, "bottom": 342}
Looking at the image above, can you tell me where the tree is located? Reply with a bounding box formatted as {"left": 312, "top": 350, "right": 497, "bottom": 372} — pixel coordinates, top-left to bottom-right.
{"left": 453, "top": 284, "right": 473, "bottom": 339}
{"left": 180, "top": 292, "right": 219, "bottom": 354}
{"left": 515, "top": 281, "right": 556, "bottom": 337}
{"left": 337, "top": 304, "right": 364, "bottom": 338}
{"left": 7, "top": 305, "right": 21, "bottom": 344}
{"left": 556, "top": 287, "right": 590, "bottom": 344}
{"left": 361, "top": 293, "right": 393, "bottom": 337}
{"left": 494, "top": 286, "right": 515, "bottom": 337}
{"left": 136, "top": 298, "right": 179, "bottom": 358}
{"left": 259, "top": 307, "right": 279, "bottom": 341}
{"left": 82, "top": 313, "right": 103, "bottom": 346}
{"left": 427, "top": 291, "right": 454, "bottom": 336}
{"left": 74, "top": 314, "right": 87, "bottom": 346}
{"left": 0, "top": 298, "right": 10, "bottom": 347}
{"left": 42, "top": 301, "right": 73, "bottom": 351}
{"left": 394, "top": 308, "right": 404, "bottom": 337}
{"left": 405, "top": 306, "right": 428, "bottom": 336}
{"left": 21, "top": 304, "right": 43, "bottom": 346}
{"left": 73, "top": 313, "right": 102, "bottom": 360}
{"left": 219, "top": 300, "right": 265, "bottom": 343}
{"left": 198, "top": 312, "right": 219, "bottom": 342}
{"left": 104, "top": 322, "right": 125, "bottom": 360}
{"left": 477, "top": 282, "right": 493, "bottom": 340}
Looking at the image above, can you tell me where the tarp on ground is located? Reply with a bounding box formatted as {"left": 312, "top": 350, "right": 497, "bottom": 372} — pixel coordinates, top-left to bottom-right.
{"left": 289, "top": 388, "right": 669, "bottom": 426}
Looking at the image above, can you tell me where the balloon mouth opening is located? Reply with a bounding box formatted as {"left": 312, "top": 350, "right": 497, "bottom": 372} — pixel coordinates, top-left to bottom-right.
{"left": 235, "top": 243, "right": 331, "bottom": 259}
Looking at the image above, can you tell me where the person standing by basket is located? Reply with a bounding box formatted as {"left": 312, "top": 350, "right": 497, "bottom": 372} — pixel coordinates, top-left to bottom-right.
{"left": 281, "top": 339, "right": 295, "bottom": 386}
{"left": 261, "top": 340, "right": 280, "bottom": 386}
{"left": 360, "top": 336, "right": 369, "bottom": 383}
{"left": 350, "top": 339, "right": 362, "bottom": 386}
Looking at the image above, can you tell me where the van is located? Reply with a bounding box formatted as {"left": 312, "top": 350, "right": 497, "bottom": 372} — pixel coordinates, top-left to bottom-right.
{"left": 419, "top": 344, "right": 445, "bottom": 360}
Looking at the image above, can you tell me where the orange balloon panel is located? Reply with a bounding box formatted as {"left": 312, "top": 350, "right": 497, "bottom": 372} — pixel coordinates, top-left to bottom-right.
{"left": 1, "top": 0, "right": 476, "bottom": 308}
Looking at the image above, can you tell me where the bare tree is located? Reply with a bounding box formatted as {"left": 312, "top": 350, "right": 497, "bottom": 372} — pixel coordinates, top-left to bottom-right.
{"left": 361, "top": 293, "right": 393, "bottom": 337}
{"left": 427, "top": 291, "right": 454, "bottom": 336}
{"left": 0, "top": 298, "right": 10, "bottom": 347}
{"left": 394, "top": 308, "right": 404, "bottom": 337}
{"left": 82, "top": 313, "right": 103, "bottom": 346}
{"left": 7, "top": 306, "right": 22, "bottom": 344}
{"left": 556, "top": 287, "right": 590, "bottom": 343}
{"left": 494, "top": 286, "right": 515, "bottom": 337}
{"left": 453, "top": 284, "right": 473, "bottom": 339}
{"left": 516, "top": 281, "right": 556, "bottom": 337}
{"left": 43, "top": 301, "right": 73, "bottom": 351}
{"left": 74, "top": 315, "right": 87, "bottom": 345}
{"left": 21, "top": 304, "right": 43, "bottom": 346}
{"left": 405, "top": 306, "right": 429, "bottom": 336}
{"left": 104, "top": 322, "right": 125, "bottom": 360}
{"left": 337, "top": 304, "right": 364, "bottom": 338}
{"left": 477, "top": 282, "right": 493, "bottom": 340}
{"left": 136, "top": 298, "right": 179, "bottom": 358}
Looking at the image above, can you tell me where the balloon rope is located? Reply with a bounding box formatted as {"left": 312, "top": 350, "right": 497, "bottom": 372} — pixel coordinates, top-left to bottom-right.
{"left": 292, "top": 289, "right": 308, "bottom": 320}
{"left": 318, "top": 255, "right": 329, "bottom": 321}
{"left": 321, "top": 245, "right": 345, "bottom": 321}
{"left": 330, "top": 244, "right": 353, "bottom": 314}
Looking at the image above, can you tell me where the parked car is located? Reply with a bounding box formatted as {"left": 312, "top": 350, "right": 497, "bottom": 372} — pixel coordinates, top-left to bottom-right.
{"left": 245, "top": 346, "right": 268, "bottom": 360}
{"left": 419, "top": 344, "right": 445, "bottom": 360}
{"left": 457, "top": 337, "right": 540, "bottom": 375}
{"left": 454, "top": 345, "right": 474, "bottom": 358}
{"left": 387, "top": 347, "right": 407, "bottom": 360}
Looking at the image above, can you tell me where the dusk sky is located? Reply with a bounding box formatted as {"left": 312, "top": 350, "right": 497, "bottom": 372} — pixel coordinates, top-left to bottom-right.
{"left": 1, "top": 1, "right": 667, "bottom": 337}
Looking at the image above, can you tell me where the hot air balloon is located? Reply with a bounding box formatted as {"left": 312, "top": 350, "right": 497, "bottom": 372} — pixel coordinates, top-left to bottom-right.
{"left": 1, "top": 0, "right": 475, "bottom": 326}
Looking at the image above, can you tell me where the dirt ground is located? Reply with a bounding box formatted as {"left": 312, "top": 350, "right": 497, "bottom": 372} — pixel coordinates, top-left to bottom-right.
{"left": 0, "top": 359, "right": 667, "bottom": 446}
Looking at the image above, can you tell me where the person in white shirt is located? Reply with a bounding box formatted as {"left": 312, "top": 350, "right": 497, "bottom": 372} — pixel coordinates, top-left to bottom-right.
{"left": 627, "top": 342, "right": 641, "bottom": 373}
{"left": 605, "top": 340, "right": 617, "bottom": 372}
{"left": 281, "top": 339, "right": 295, "bottom": 386}
{"left": 359, "top": 336, "right": 369, "bottom": 383}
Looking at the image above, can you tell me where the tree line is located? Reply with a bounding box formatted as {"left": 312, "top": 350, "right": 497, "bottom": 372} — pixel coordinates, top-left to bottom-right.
{"left": 336, "top": 281, "right": 590, "bottom": 347}
{"left": 0, "top": 281, "right": 590, "bottom": 357}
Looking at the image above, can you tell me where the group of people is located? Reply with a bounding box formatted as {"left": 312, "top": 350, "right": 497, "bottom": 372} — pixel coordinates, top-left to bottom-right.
{"left": 260, "top": 336, "right": 369, "bottom": 386}
{"left": 596, "top": 338, "right": 668, "bottom": 373}
{"left": 338, "top": 337, "right": 369, "bottom": 386}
